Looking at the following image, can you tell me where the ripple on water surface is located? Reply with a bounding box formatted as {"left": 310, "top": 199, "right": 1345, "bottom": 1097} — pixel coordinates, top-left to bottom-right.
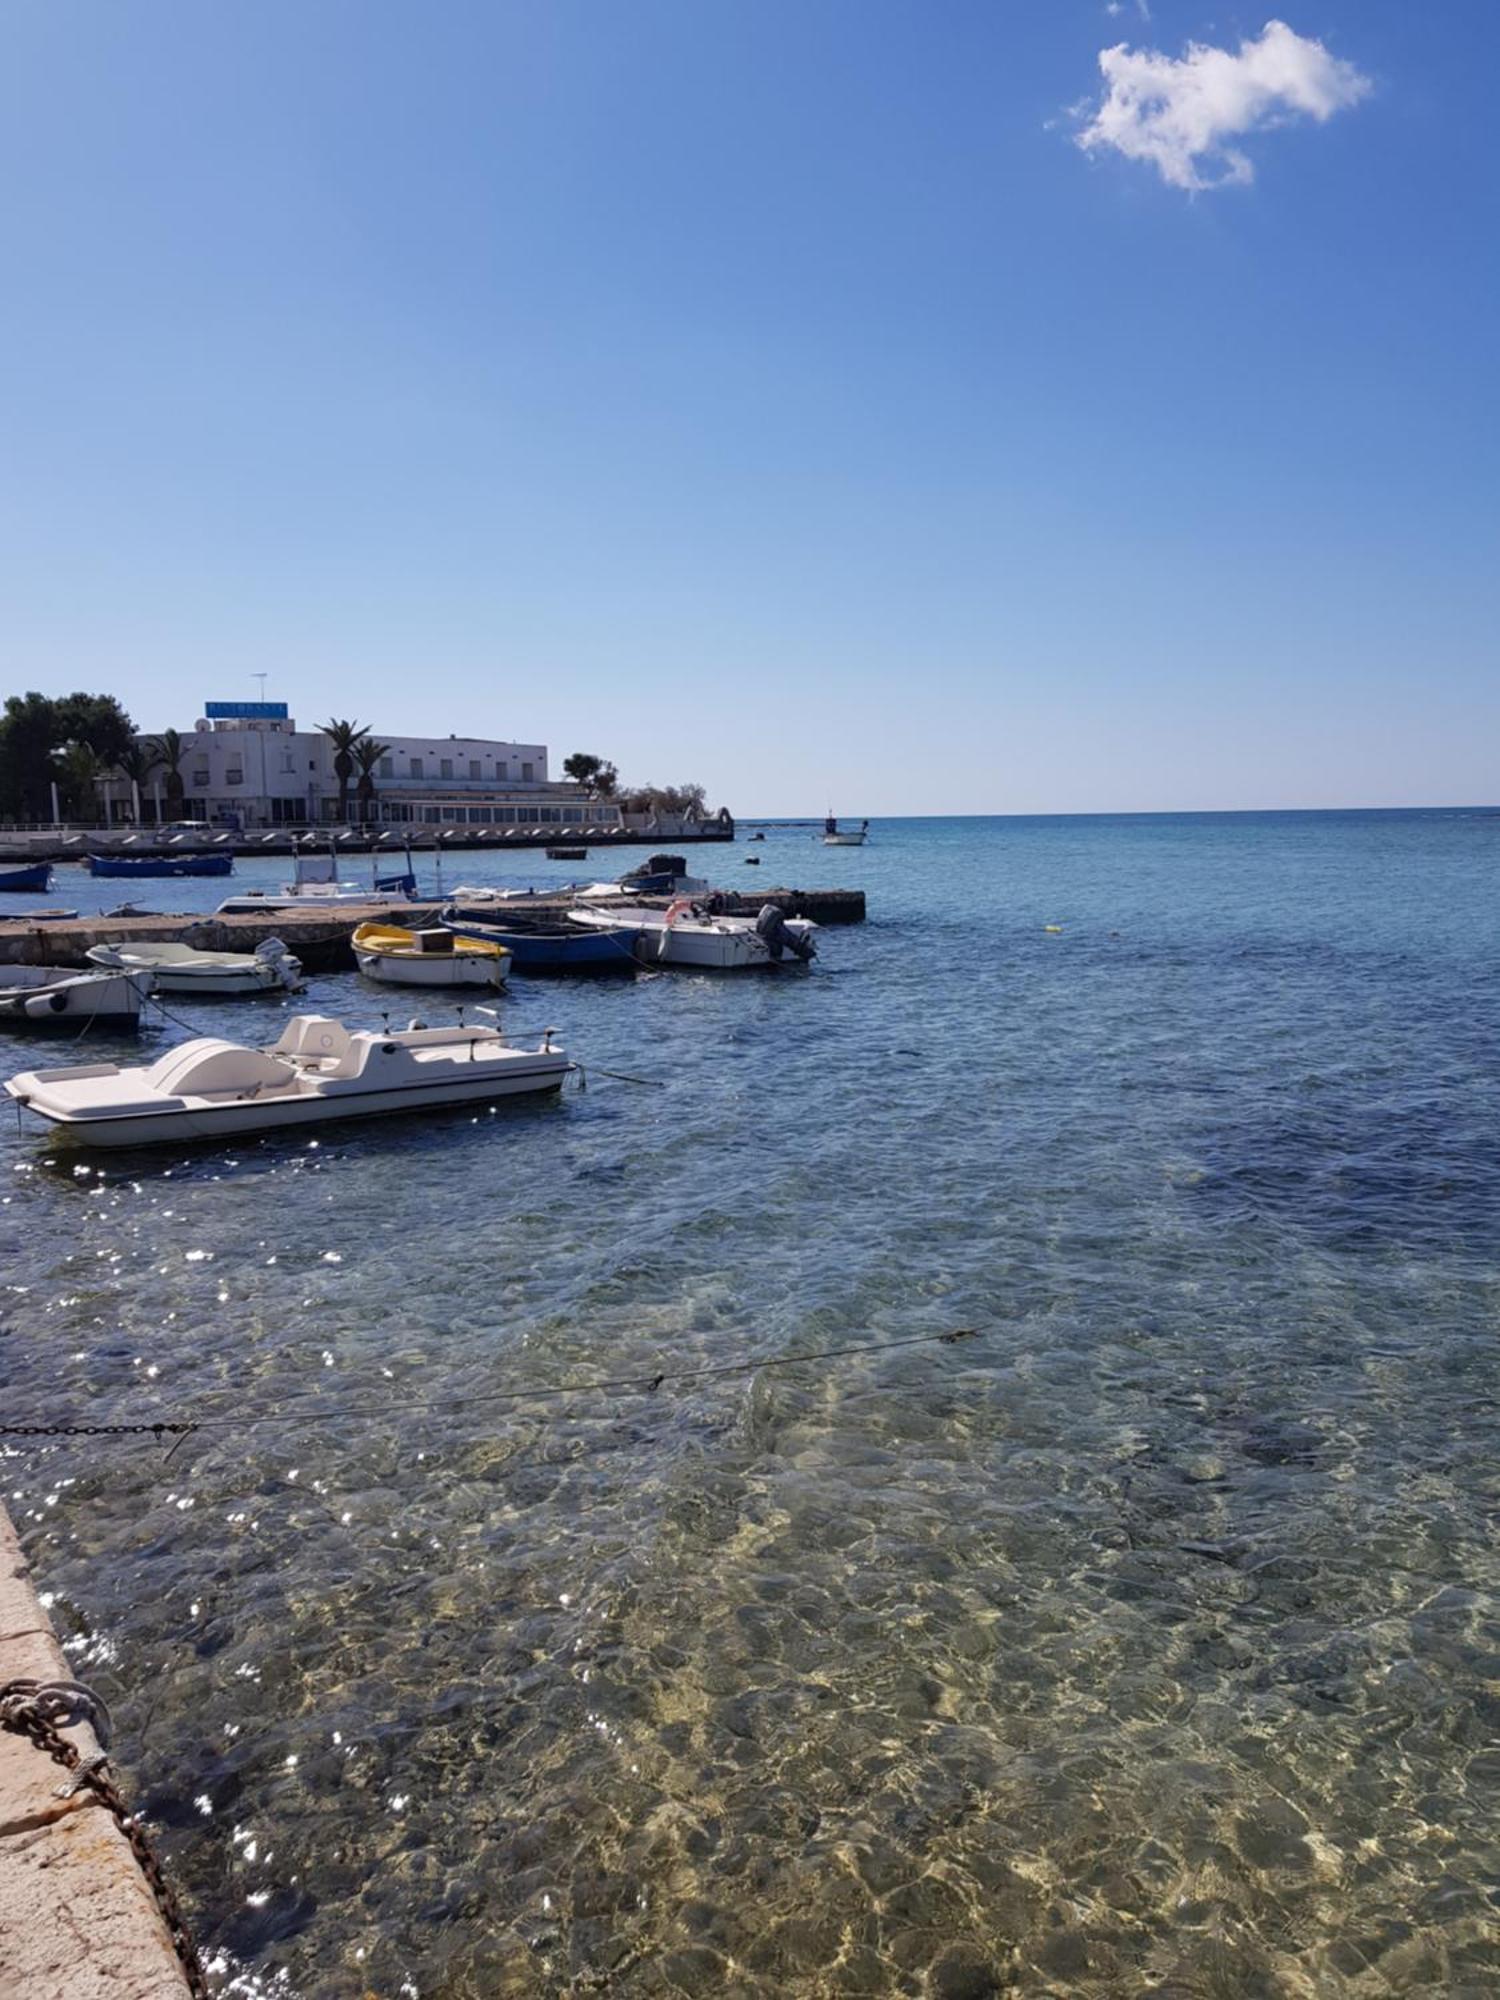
{"left": 3, "top": 814, "right": 1500, "bottom": 1995}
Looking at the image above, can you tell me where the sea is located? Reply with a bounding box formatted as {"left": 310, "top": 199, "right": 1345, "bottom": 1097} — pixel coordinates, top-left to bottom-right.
{"left": 2, "top": 809, "right": 1497, "bottom": 1996}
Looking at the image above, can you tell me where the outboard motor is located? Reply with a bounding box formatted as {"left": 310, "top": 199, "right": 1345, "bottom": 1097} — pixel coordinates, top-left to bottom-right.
{"left": 756, "top": 903, "right": 815, "bottom": 963}
{"left": 256, "top": 937, "right": 305, "bottom": 991}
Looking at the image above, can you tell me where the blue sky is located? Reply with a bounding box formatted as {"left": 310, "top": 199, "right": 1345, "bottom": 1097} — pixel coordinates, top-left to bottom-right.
{"left": 0, "top": 2, "right": 1494, "bottom": 814}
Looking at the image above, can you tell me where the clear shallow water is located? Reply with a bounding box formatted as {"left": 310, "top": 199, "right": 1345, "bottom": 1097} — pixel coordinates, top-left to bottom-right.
{"left": 3, "top": 811, "right": 1499, "bottom": 1996}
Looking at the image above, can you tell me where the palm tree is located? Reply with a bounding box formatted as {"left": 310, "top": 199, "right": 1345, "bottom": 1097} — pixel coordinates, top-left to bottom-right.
{"left": 353, "top": 739, "right": 391, "bottom": 825}
{"left": 54, "top": 742, "right": 102, "bottom": 823}
{"left": 153, "top": 729, "right": 189, "bottom": 818}
{"left": 320, "top": 719, "right": 369, "bottom": 824}
{"left": 112, "top": 740, "right": 159, "bottom": 825}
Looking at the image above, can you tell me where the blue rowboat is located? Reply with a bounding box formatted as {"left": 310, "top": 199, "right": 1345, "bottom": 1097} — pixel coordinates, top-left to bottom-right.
{"left": 87, "top": 852, "right": 234, "bottom": 878}
{"left": 0, "top": 862, "right": 52, "bottom": 893}
{"left": 443, "top": 911, "right": 641, "bottom": 972}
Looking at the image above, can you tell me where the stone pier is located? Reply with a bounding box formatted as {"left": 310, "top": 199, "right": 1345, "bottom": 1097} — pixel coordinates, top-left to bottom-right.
{"left": 0, "top": 1505, "right": 193, "bottom": 1997}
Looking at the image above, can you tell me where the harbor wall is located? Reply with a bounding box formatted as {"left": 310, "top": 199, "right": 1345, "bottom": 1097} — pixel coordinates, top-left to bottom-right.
{"left": 1, "top": 823, "right": 736, "bottom": 862}
{"left": 0, "top": 1504, "right": 192, "bottom": 1997}
{"left": 0, "top": 889, "right": 867, "bottom": 971}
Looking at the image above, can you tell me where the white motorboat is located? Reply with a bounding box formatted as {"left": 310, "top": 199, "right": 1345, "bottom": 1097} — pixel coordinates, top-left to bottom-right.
{"left": 569, "top": 900, "right": 816, "bottom": 970}
{"left": 574, "top": 852, "right": 714, "bottom": 900}
{"left": 822, "top": 816, "right": 868, "bottom": 846}
{"left": 5, "top": 1014, "right": 570, "bottom": 1149}
{"left": 352, "top": 922, "right": 510, "bottom": 989}
{"left": 444, "top": 883, "right": 590, "bottom": 911}
{"left": 0, "top": 965, "right": 152, "bottom": 1030}
{"left": 85, "top": 938, "right": 303, "bottom": 996}
{"left": 217, "top": 846, "right": 419, "bottom": 916}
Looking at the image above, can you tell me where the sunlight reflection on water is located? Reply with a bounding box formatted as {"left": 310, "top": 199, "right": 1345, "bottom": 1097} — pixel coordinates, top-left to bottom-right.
{"left": 3, "top": 814, "right": 1500, "bottom": 1995}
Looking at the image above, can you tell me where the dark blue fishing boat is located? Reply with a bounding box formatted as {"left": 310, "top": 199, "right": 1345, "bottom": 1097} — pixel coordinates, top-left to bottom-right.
{"left": 443, "top": 910, "right": 641, "bottom": 971}
{"left": 0, "top": 862, "right": 52, "bottom": 893}
{"left": 87, "top": 852, "right": 234, "bottom": 879}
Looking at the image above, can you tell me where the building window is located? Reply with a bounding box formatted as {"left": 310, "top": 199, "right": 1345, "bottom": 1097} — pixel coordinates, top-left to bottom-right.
{"left": 469, "top": 759, "right": 481, "bottom": 779}
{"left": 379, "top": 758, "right": 393, "bottom": 778}
{"left": 225, "top": 768, "right": 244, "bottom": 786}
{"left": 409, "top": 756, "right": 424, "bottom": 778}
{"left": 497, "top": 761, "right": 508, "bottom": 779}
{"left": 280, "top": 752, "right": 295, "bottom": 773}
{"left": 424, "top": 805, "right": 442, "bottom": 823}
{"left": 440, "top": 758, "right": 453, "bottom": 779}
{"left": 192, "top": 768, "right": 210, "bottom": 788}
{"left": 522, "top": 761, "right": 534, "bottom": 781}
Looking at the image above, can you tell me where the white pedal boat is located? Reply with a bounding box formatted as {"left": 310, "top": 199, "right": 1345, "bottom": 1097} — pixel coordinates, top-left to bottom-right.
{"left": 568, "top": 900, "right": 817, "bottom": 970}
{"left": 0, "top": 965, "right": 152, "bottom": 1030}
{"left": 85, "top": 937, "right": 303, "bottom": 995}
{"left": 5, "top": 1014, "right": 570, "bottom": 1148}
{"left": 352, "top": 922, "right": 510, "bottom": 989}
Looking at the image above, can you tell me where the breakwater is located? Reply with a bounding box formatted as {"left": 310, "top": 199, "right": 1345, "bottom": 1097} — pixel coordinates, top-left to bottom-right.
{"left": 0, "top": 887, "right": 866, "bottom": 971}
{"left": 0, "top": 825, "right": 736, "bottom": 863}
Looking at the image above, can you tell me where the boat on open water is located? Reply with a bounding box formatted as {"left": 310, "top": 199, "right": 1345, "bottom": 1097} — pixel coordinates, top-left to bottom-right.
{"left": 86, "top": 937, "right": 303, "bottom": 996}
{"left": 5, "top": 1014, "right": 570, "bottom": 1148}
{"left": 822, "top": 815, "right": 868, "bottom": 846}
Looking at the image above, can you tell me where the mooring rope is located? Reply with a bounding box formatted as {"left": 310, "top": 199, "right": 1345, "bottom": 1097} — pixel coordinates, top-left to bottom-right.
{"left": 0, "top": 1329, "right": 982, "bottom": 1454}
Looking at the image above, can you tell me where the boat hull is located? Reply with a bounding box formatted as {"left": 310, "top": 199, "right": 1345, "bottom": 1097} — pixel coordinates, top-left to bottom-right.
{"left": 0, "top": 863, "right": 52, "bottom": 893}
{"left": 10, "top": 1064, "right": 567, "bottom": 1148}
{"left": 87, "top": 853, "right": 234, "bottom": 878}
{"left": 0, "top": 966, "right": 150, "bottom": 1029}
{"left": 445, "top": 920, "right": 640, "bottom": 971}
{"left": 85, "top": 942, "right": 301, "bottom": 996}
{"left": 355, "top": 950, "right": 505, "bottom": 987}
{"left": 570, "top": 905, "right": 815, "bottom": 970}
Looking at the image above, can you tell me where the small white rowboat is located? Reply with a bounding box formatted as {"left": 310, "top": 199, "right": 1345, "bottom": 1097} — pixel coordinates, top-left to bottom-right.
{"left": 86, "top": 938, "right": 303, "bottom": 995}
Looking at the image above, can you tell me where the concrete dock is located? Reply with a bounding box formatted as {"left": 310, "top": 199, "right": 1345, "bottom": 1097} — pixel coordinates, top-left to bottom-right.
{"left": 0, "top": 887, "right": 866, "bottom": 972}
{"left": 0, "top": 1505, "right": 193, "bottom": 1997}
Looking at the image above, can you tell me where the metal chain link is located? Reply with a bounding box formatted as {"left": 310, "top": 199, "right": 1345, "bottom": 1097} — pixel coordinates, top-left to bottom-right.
{"left": 0, "top": 1679, "right": 208, "bottom": 1999}
{"left": 0, "top": 1423, "right": 197, "bottom": 1440}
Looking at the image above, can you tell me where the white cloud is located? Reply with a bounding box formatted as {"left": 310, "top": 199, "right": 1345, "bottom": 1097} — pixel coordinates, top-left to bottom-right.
{"left": 1074, "top": 18, "right": 1371, "bottom": 191}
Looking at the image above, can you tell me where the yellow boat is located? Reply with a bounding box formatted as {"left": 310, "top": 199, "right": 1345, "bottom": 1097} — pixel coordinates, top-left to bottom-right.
{"left": 352, "top": 922, "right": 511, "bottom": 989}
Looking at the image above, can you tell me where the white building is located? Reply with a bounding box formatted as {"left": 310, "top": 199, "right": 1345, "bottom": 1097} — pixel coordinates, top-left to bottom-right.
{"left": 101, "top": 702, "right": 625, "bottom": 831}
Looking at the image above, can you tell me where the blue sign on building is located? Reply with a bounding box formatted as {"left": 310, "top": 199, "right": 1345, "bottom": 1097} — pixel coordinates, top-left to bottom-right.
{"left": 204, "top": 701, "right": 289, "bottom": 720}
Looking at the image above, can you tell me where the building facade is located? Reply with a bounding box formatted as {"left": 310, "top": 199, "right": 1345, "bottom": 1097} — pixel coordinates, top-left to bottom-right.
{"left": 100, "top": 702, "right": 626, "bottom": 831}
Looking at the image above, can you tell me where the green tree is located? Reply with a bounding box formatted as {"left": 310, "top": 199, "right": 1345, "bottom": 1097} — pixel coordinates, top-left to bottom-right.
{"left": 54, "top": 693, "right": 134, "bottom": 767}
{"left": 353, "top": 739, "right": 391, "bottom": 824}
{"left": 618, "top": 782, "right": 708, "bottom": 818}
{"left": 0, "top": 693, "right": 61, "bottom": 819}
{"left": 320, "top": 719, "right": 369, "bottom": 823}
{"left": 54, "top": 742, "right": 103, "bottom": 823}
{"left": 112, "top": 740, "right": 160, "bottom": 823}
{"left": 153, "top": 728, "right": 189, "bottom": 815}
{"left": 0, "top": 691, "right": 138, "bottom": 821}
{"left": 563, "top": 753, "right": 620, "bottom": 799}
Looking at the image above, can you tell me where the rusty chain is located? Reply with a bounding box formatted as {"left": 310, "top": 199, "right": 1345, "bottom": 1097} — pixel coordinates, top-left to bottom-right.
{"left": 0, "top": 1423, "right": 197, "bottom": 1440}
{"left": 0, "top": 1678, "right": 209, "bottom": 1999}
